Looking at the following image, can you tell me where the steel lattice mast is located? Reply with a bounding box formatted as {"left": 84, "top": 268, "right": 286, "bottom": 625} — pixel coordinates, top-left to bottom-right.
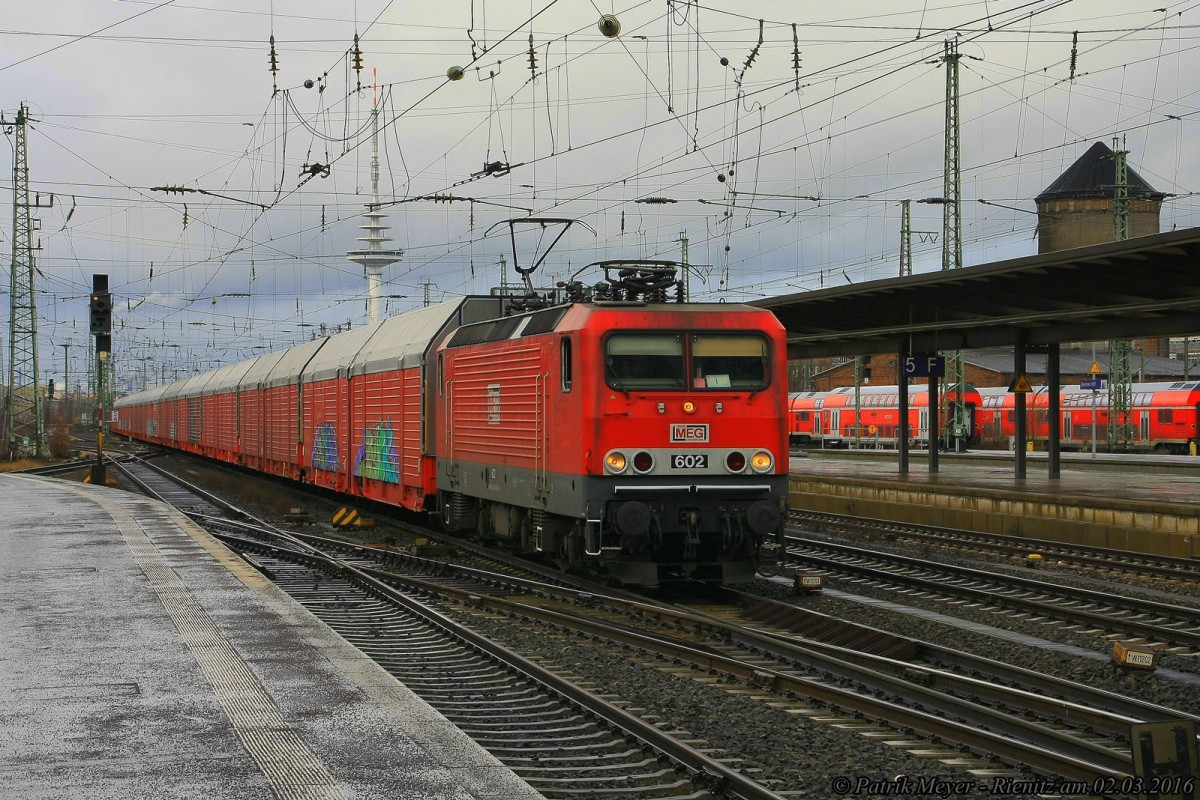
{"left": 5, "top": 102, "right": 44, "bottom": 458}
{"left": 1108, "top": 136, "right": 1133, "bottom": 450}
{"left": 940, "top": 40, "right": 969, "bottom": 449}
{"left": 899, "top": 199, "right": 912, "bottom": 277}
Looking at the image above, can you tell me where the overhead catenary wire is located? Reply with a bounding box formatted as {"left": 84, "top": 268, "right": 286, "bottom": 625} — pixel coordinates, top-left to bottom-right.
{"left": 10, "top": 0, "right": 1198, "bottom": 370}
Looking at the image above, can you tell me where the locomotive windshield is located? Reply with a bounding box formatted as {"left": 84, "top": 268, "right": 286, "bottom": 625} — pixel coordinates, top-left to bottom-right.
{"left": 605, "top": 332, "right": 768, "bottom": 391}
{"left": 606, "top": 334, "right": 686, "bottom": 390}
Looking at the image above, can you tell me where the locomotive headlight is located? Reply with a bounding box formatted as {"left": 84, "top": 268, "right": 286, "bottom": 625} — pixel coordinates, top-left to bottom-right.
{"left": 682, "top": 400, "right": 697, "bottom": 414}
{"left": 725, "top": 451, "right": 746, "bottom": 472}
{"left": 633, "top": 451, "right": 654, "bottom": 473}
{"left": 750, "top": 450, "right": 774, "bottom": 473}
{"left": 605, "top": 451, "right": 628, "bottom": 474}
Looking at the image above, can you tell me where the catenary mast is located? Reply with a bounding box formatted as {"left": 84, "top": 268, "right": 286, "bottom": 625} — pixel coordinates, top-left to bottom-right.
{"left": 6, "top": 102, "right": 48, "bottom": 458}
{"left": 940, "top": 40, "right": 969, "bottom": 450}
{"left": 1107, "top": 136, "right": 1133, "bottom": 450}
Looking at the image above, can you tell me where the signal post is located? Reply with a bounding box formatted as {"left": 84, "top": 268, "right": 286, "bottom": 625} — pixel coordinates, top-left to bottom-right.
{"left": 89, "top": 274, "right": 111, "bottom": 485}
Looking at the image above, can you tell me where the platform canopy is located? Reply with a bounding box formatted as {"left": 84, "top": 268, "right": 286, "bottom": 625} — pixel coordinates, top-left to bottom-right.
{"left": 754, "top": 227, "right": 1200, "bottom": 359}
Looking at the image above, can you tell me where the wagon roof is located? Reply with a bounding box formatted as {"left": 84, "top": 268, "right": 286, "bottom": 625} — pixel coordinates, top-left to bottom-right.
{"left": 302, "top": 323, "right": 380, "bottom": 382}
{"left": 262, "top": 337, "right": 327, "bottom": 389}
{"left": 351, "top": 299, "right": 493, "bottom": 375}
{"left": 176, "top": 369, "right": 217, "bottom": 398}
{"left": 115, "top": 382, "right": 171, "bottom": 407}
{"left": 237, "top": 348, "right": 291, "bottom": 389}
{"left": 205, "top": 357, "right": 259, "bottom": 394}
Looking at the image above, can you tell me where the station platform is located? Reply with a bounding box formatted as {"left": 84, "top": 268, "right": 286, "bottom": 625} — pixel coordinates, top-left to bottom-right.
{"left": 0, "top": 473, "right": 543, "bottom": 800}
{"left": 789, "top": 450, "right": 1200, "bottom": 559}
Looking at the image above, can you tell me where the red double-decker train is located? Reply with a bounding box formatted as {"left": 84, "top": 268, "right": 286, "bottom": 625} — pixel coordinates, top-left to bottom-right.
{"left": 788, "top": 385, "right": 983, "bottom": 449}
{"left": 788, "top": 381, "right": 1200, "bottom": 454}
{"left": 113, "top": 263, "right": 790, "bottom": 586}
{"left": 975, "top": 381, "right": 1200, "bottom": 453}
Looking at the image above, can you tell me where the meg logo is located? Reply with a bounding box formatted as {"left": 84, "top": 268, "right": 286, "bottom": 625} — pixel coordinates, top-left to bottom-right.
{"left": 671, "top": 423, "right": 709, "bottom": 443}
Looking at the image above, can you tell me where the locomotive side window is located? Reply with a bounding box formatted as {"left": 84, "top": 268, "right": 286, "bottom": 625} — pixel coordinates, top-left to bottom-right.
{"left": 561, "top": 336, "right": 573, "bottom": 392}
{"left": 605, "top": 334, "right": 685, "bottom": 390}
{"left": 691, "top": 334, "right": 768, "bottom": 390}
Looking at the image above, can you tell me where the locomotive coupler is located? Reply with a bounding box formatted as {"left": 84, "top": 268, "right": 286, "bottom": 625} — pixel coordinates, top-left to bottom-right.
{"left": 720, "top": 512, "right": 746, "bottom": 550}
{"left": 682, "top": 509, "right": 700, "bottom": 559}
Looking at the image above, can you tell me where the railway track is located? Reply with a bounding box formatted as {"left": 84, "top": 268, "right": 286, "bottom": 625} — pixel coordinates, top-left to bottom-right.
{"left": 792, "top": 509, "right": 1200, "bottom": 583}
{"left": 105, "top": 455, "right": 1200, "bottom": 794}
{"left": 221, "top": 527, "right": 1138, "bottom": 787}
{"left": 778, "top": 533, "right": 1200, "bottom": 653}
{"left": 107, "top": 455, "right": 784, "bottom": 800}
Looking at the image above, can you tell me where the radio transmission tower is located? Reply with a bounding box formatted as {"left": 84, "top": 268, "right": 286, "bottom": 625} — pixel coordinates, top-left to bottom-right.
{"left": 346, "top": 73, "right": 403, "bottom": 325}
{"left": 5, "top": 103, "right": 49, "bottom": 458}
{"left": 1107, "top": 136, "right": 1133, "bottom": 450}
{"left": 939, "top": 40, "right": 969, "bottom": 450}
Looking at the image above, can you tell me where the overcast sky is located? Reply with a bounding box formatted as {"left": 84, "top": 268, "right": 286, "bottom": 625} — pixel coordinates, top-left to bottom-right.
{"left": 1, "top": 0, "right": 1197, "bottom": 387}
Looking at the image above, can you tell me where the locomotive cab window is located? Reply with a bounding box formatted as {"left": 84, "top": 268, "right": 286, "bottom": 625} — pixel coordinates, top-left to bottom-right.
{"left": 691, "top": 334, "right": 768, "bottom": 390}
{"left": 605, "top": 334, "right": 685, "bottom": 390}
{"left": 604, "top": 332, "right": 768, "bottom": 392}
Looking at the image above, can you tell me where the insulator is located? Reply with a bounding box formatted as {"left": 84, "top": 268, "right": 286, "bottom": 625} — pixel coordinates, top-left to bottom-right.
{"left": 792, "top": 23, "right": 802, "bottom": 73}
{"left": 741, "top": 19, "right": 764, "bottom": 72}
{"left": 351, "top": 34, "right": 364, "bottom": 73}
{"left": 1069, "top": 31, "right": 1078, "bottom": 81}
{"left": 598, "top": 14, "right": 620, "bottom": 38}
{"left": 268, "top": 34, "right": 279, "bottom": 74}
{"left": 527, "top": 34, "right": 538, "bottom": 73}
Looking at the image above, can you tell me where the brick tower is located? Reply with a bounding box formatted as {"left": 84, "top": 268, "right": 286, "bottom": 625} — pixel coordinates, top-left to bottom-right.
{"left": 1035, "top": 140, "right": 1164, "bottom": 254}
{"left": 1036, "top": 141, "right": 1168, "bottom": 356}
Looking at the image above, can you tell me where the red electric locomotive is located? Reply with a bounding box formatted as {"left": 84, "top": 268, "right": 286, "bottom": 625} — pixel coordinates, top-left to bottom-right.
{"left": 788, "top": 384, "right": 982, "bottom": 449}
{"left": 113, "top": 262, "right": 790, "bottom": 586}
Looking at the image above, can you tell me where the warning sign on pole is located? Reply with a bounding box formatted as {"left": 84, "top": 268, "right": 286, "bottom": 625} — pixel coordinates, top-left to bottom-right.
{"left": 1008, "top": 374, "right": 1033, "bottom": 393}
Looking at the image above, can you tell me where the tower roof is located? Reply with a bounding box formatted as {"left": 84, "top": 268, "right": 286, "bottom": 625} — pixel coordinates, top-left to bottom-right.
{"left": 1036, "top": 141, "right": 1164, "bottom": 201}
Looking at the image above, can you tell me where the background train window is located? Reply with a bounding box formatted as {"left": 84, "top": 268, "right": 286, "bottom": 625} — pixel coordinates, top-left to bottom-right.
{"left": 690, "top": 334, "right": 768, "bottom": 390}
{"left": 605, "top": 334, "right": 685, "bottom": 390}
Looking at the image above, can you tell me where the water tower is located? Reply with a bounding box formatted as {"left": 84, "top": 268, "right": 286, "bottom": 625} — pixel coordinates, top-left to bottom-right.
{"left": 1035, "top": 140, "right": 1163, "bottom": 254}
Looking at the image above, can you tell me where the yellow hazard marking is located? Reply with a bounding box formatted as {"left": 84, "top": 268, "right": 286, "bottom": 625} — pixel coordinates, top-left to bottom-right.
{"left": 1008, "top": 373, "right": 1033, "bottom": 393}
{"left": 332, "top": 507, "right": 359, "bottom": 527}
{"left": 1089, "top": 361, "right": 1102, "bottom": 375}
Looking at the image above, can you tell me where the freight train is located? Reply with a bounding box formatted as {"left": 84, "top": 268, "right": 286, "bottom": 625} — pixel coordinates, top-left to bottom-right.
{"left": 790, "top": 381, "right": 1200, "bottom": 453}
{"left": 113, "top": 262, "right": 791, "bottom": 587}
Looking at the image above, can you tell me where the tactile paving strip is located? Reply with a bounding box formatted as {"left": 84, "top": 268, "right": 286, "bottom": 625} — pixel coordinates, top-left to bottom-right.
{"left": 51, "top": 482, "right": 347, "bottom": 800}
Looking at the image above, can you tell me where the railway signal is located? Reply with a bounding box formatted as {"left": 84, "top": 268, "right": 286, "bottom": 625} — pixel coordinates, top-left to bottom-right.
{"left": 89, "top": 276, "right": 112, "bottom": 353}
{"left": 90, "top": 273, "right": 111, "bottom": 485}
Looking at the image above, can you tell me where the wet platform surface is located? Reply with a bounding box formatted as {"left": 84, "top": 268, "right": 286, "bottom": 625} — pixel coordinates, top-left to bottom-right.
{"left": 791, "top": 449, "right": 1200, "bottom": 510}
{"left": 0, "top": 473, "right": 543, "bottom": 800}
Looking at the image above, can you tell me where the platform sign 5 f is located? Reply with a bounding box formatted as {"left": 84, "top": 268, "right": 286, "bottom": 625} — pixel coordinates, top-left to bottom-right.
{"left": 903, "top": 355, "right": 946, "bottom": 378}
